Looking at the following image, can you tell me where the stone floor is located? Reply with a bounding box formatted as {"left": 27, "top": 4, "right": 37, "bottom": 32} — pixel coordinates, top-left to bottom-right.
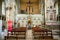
{"left": 26, "top": 30, "right": 33, "bottom": 40}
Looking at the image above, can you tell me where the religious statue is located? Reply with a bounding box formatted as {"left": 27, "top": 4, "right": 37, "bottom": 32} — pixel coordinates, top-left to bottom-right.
{"left": 28, "top": 19, "right": 31, "bottom": 24}
{"left": 27, "top": 16, "right": 32, "bottom": 29}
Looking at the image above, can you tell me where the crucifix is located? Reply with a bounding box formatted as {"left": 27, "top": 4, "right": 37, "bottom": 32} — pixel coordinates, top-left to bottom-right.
{"left": 26, "top": 0, "right": 33, "bottom": 14}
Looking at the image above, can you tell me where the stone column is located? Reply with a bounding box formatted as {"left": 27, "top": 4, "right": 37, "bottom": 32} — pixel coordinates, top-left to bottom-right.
{"left": 5, "top": 0, "right": 16, "bottom": 28}
{"left": 58, "top": 0, "right": 60, "bottom": 22}
{"left": 39, "top": 0, "right": 41, "bottom": 14}
{"left": 55, "top": 1, "right": 58, "bottom": 21}
{"left": 0, "top": 0, "right": 2, "bottom": 20}
{"left": 40, "top": 0, "right": 44, "bottom": 14}
{"left": 40, "top": 0, "right": 45, "bottom": 26}
{"left": 16, "top": 0, "right": 20, "bottom": 14}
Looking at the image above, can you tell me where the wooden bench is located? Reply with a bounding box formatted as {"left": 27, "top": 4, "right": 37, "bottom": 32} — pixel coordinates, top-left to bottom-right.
{"left": 32, "top": 27, "right": 53, "bottom": 40}
{"left": 4, "top": 36, "right": 17, "bottom": 40}
{"left": 32, "top": 27, "right": 52, "bottom": 36}
{"left": 39, "top": 39, "right": 58, "bottom": 40}
{"left": 34, "top": 36, "right": 53, "bottom": 39}
{"left": 43, "top": 36, "right": 53, "bottom": 39}
{"left": 4, "top": 35, "right": 26, "bottom": 40}
{"left": 12, "top": 27, "right": 26, "bottom": 39}
{"left": 5, "top": 27, "right": 27, "bottom": 40}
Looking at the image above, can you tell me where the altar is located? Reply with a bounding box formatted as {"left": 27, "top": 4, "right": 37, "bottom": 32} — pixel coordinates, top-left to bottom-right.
{"left": 16, "top": 14, "right": 43, "bottom": 27}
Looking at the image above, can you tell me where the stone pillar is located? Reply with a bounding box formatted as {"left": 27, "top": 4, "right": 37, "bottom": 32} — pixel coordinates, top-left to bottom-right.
{"left": 40, "top": 0, "right": 45, "bottom": 26}
{"left": 55, "top": 1, "right": 58, "bottom": 21}
{"left": 58, "top": 0, "right": 60, "bottom": 22}
{"left": 5, "top": 0, "right": 16, "bottom": 28}
{"left": 0, "top": 0, "right": 2, "bottom": 36}
{"left": 0, "top": 0, "right": 2, "bottom": 20}
{"left": 39, "top": 0, "right": 41, "bottom": 14}
{"left": 16, "top": 0, "right": 20, "bottom": 14}
{"left": 2, "top": 2, "right": 5, "bottom": 16}
{"left": 40, "top": 0, "right": 44, "bottom": 14}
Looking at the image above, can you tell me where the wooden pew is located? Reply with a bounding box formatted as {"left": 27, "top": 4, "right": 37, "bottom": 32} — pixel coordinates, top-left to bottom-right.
{"left": 5, "top": 27, "right": 27, "bottom": 40}
{"left": 4, "top": 36, "right": 17, "bottom": 40}
{"left": 32, "top": 27, "right": 42, "bottom": 40}
{"left": 4, "top": 35, "right": 27, "bottom": 40}
{"left": 39, "top": 39, "right": 58, "bottom": 40}
{"left": 43, "top": 36, "right": 53, "bottom": 39}
{"left": 12, "top": 27, "right": 27, "bottom": 39}
{"left": 32, "top": 27, "right": 53, "bottom": 40}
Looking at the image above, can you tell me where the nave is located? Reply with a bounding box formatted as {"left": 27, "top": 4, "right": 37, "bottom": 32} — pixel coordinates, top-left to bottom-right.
{"left": 4, "top": 26, "right": 58, "bottom": 40}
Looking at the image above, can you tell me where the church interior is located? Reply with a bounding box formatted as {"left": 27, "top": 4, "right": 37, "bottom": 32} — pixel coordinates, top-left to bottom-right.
{"left": 0, "top": 0, "right": 60, "bottom": 40}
